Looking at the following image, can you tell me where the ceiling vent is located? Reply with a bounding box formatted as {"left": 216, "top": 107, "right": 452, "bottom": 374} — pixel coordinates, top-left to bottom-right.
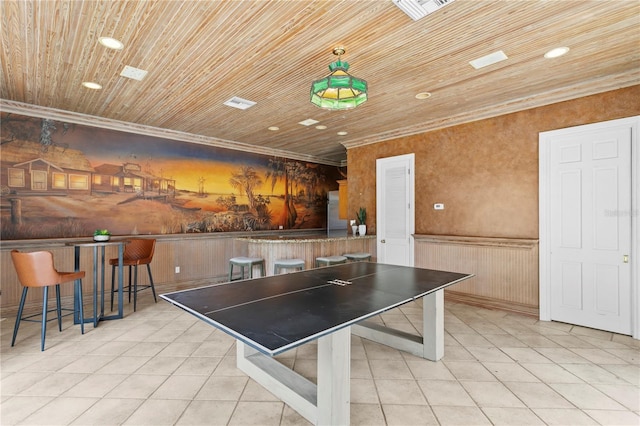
{"left": 120, "top": 65, "right": 148, "bottom": 81}
{"left": 298, "top": 118, "right": 320, "bottom": 126}
{"left": 223, "top": 97, "right": 256, "bottom": 110}
{"left": 392, "top": 0, "right": 455, "bottom": 21}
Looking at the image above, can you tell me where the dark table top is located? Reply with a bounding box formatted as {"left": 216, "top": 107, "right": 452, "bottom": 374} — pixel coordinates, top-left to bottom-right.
{"left": 161, "top": 262, "right": 472, "bottom": 355}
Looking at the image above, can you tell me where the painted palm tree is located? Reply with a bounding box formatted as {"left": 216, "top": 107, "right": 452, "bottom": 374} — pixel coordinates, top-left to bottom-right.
{"left": 229, "top": 166, "right": 263, "bottom": 210}
{"left": 266, "top": 159, "right": 297, "bottom": 228}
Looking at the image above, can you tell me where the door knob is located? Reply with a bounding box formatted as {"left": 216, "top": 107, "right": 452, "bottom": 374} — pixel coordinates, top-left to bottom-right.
{"left": 623, "top": 255, "right": 629, "bottom": 263}
{"left": 381, "top": 239, "right": 386, "bottom": 243}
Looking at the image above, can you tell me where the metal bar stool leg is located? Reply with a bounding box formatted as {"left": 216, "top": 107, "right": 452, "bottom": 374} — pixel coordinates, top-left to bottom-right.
{"left": 147, "top": 264, "right": 157, "bottom": 302}
{"left": 41, "top": 286, "right": 49, "bottom": 352}
{"left": 56, "top": 284, "right": 62, "bottom": 332}
{"left": 133, "top": 265, "right": 139, "bottom": 312}
{"left": 110, "top": 264, "right": 116, "bottom": 311}
{"left": 12, "top": 288, "right": 28, "bottom": 347}
{"left": 128, "top": 266, "right": 133, "bottom": 303}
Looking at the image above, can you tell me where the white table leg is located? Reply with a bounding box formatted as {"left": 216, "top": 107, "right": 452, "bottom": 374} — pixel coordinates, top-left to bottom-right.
{"left": 352, "top": 289, "right": 445, "bottom": 361}
{"left": 317, "top": 326, "right": 350, "bottom": 425}
{"left": 422, "top": 289, "right": 444, "bottom": 360}
{"left": 236, "top": 326, "right": 351, "bottom": 425}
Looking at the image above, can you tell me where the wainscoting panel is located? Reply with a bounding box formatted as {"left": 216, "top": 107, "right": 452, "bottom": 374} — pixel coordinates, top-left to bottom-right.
{"left": 0, "top": 233, "right": 253, "bottom": 317}
{"left": 414, "top": 235, "right": 539, "bottom": 316}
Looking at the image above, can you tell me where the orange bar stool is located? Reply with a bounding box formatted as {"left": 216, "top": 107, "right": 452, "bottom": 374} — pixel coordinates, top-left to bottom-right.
{"left": 10, "top": 250, "right": 85, "bottom": 351}
{"left": 109, "top": 238, "right": 157, "bottom": 312}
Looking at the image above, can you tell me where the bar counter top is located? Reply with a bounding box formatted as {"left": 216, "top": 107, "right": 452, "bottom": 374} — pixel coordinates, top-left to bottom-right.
{"left": 240, "top": 233, "right": 375, "bottom": 243}
{"left": 242, "top": 232, "right": 376, "bottom": 275}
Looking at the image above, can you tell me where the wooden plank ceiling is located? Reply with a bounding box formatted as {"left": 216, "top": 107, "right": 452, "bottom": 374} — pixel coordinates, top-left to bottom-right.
{"left": 1, "top": 0, "right": 639, "bottom": 165}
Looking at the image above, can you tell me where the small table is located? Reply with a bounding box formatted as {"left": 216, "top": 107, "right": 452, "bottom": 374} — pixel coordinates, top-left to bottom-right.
{"left": 66, "top": 240, "right": 128, "bottom": 326}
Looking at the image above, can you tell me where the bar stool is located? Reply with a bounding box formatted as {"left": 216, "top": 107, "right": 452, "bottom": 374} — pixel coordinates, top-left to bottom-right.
{"left": 343, "top": 252, "right": 372, "bottom": 262}
{"left": 109, "top": 238, "right": 157, "bottom": 312}
{"left": 315, "top": 255, "right": 348, "bottom": 267}
{"left": 273, "top": 258, "right": 305, "bottom": 274}
{"left": 229, "top": 257, "right": 265, "bottom": 281}
{"left": 10, "top": 250, "right": 85, "bottom": 351}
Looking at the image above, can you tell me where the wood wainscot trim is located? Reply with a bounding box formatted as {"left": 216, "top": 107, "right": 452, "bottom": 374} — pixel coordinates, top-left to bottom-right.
{"left": 414, "top": 234, "right": 539, "bottom": 317}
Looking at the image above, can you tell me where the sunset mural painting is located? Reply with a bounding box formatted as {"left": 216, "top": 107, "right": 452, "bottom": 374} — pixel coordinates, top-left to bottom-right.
{"left": 0, "top": 113, "right": 342, "bottom": 240}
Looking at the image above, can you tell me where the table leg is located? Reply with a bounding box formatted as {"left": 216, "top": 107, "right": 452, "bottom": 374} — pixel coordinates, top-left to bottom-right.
{"left": 236, "top": 327, "right": 351, "bottom": 426}
{"left": 117, "top": 243, "right": 124, "bottom": 318}
{"left": 351, "top": 289, "right": 445, "bottom": 361}
{"left": 100, "top": 246, "right": 105, "bottom": 318}
{"left": 422, "top": 289, "right": 444, "bottom": 361}
{"left": 100, "top": 242, "right": 124, "bottom": 320}
{"left": 92, "top": 246, "right": 98, "bottom": 327}
{"left": 317, "top": 326, "right": 351, "bottom": 425}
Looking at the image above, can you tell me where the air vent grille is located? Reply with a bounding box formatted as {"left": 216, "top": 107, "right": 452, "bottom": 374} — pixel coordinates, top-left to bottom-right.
{"left": 223, "top": 97, "right": 256, "bottom": 110}
{"left": 392, "top": 0, "right": 455, "bottom": 21}
{"left": 120, "top": 65, "right": 148, "bottom": 81}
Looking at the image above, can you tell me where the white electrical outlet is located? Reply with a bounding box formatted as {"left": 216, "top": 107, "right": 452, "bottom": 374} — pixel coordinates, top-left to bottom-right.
{"left": 175, "top": 266, "right": 180, "bottom": 273}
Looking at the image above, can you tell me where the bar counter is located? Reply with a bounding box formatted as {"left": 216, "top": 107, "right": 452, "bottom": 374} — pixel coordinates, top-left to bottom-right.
{"left": 242, "top": 233, "right": 376, "bottom": 275}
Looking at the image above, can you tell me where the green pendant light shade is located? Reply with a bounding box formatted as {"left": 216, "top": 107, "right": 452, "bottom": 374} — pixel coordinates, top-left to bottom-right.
{"left": 310, "top": 47, "right": 368, "bottom": 110}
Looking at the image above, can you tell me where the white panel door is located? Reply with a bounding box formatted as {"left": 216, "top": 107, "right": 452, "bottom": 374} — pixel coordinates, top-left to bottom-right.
{"left": 549, "top": 124, "right": 632, "bottom": 334}
{"left": 376, "top": 154, "right": 415, "bottom": 266}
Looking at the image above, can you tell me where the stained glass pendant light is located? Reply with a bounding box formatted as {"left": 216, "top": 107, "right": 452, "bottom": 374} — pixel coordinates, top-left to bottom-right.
{"left": 310, "top": 47, "right": 368, "bottom": 110}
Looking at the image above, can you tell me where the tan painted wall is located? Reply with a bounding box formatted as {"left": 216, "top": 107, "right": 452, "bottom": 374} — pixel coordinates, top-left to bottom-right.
{"left": 347, "top": 85, "right": 640, "bottom": 238}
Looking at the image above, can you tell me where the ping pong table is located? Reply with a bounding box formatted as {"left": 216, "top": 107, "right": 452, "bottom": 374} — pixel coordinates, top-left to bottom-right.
{"left": 161, "top": 262, "right": 472, "bottom": 425}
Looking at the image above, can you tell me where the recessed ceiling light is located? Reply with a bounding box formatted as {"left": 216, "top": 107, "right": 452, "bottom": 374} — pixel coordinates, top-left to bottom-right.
{"left": 223, "top": 96, "right": 256, "bottom": 110}
{"left": 98, "top": 36, "right": 124, "bottom": 50}
{"left": 337, "top": 131, "right": 348, "bottom": 136}
{"left": 82, "top": 81, "right": 102, "bottom": 90}
{"left": 299, "top": 118, "right": 319, "bottom": 126}
{"left": 316, "top": 125, "right": 327, "bottom": 130}
{"left": 268, "top": 126, "right": 279, "bottom": 131}
{"left": 415, "top": 92, "right": 432, "bottom": 99}
{"left": 469, "top": 50, "right": 508, "bottom": 69}
{"left": 544, "top": 46, "right": 570, "bottom": 59}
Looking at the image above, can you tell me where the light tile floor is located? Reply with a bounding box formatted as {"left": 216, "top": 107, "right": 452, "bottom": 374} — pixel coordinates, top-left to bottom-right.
{"left": 1, "top": 296, "right": 638, "bottom": 425}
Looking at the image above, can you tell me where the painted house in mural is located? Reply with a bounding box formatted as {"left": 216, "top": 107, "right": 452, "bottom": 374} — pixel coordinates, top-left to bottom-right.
{"left": 92, "top": 162, "right": 176, "bottom": 199}
{"left": 1, "top": 140, "right": 94, "bottom": 195}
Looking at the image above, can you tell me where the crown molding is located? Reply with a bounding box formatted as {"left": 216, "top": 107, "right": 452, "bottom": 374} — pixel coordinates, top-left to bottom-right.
{"left": 341, "top": 72, "right": 640, "bottom": 150}
{"left": 0, "top": 100, "right": 342, "bottom": 167}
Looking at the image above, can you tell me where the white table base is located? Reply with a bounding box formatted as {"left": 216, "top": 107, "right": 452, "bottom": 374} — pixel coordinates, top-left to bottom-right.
{"left": 236, "top": 290, "right": 445, "bottom": 425}
{"left": 352, "top": 289, "right": 444, "bottom": 360}
{"left": 237, "top": 326, "right": 351, "bottom": 425}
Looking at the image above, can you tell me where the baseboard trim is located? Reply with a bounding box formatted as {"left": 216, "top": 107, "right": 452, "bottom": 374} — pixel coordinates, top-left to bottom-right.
{"left": 445, "top": 290, "right": 539, "bottom": 318}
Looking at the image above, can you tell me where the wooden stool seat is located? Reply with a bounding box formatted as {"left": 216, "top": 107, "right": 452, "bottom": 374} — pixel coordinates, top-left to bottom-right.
{"left": 274, "top": 258, "right": 305, "bottom": 274}
{"left": 229, "top": 257, "right": 265, "bottom": 281}
{"left": 343, "top": 252, "right": 372, "bottom": 262}
{"left": 315, "top": 255, "right": 348, "bottom": 267}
